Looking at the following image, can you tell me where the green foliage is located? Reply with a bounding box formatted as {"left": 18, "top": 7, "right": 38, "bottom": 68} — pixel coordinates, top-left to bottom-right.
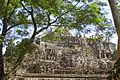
{"left": 0, "top": 35, "right": 4, "bottom": 44}
{"left": 5, "top": 38, "right": 37, "bottom": 74}
{"left": 16, "top": 29, "right": 29, "bottom": 36}
{"left": 1, "top": 0, "right": 109, "bottom": 40}
{"left": 87, "top": 34, "right": 104, "bottom": 42}
{"left": 42, "top": 27, "right": 70, "bottom": 41}
{"left": 0, "top": 0, "right": 6, "bottom": 16}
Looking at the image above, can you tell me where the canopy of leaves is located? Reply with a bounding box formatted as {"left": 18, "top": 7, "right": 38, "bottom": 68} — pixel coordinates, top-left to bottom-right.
{"left": 0, "top": 0, "right": 114, "bottom": 77}
{"left": 1, "top": 0, "right": 108, "bottom": 36}
{"left": 42, "top": 27, "right": 70, "bottom": 41}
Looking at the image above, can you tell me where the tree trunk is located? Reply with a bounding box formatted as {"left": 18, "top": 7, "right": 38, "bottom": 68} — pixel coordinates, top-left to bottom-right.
{"left": 0, "top": 0, "right": 10, "bottom": 79}
{"left": 108, "top": 0, "right": 120, "bottom": 59}
{"left": 117, "top": 38, "right": 120, "bottom": 59}
{"left": 0, "top": 44, "right": 4, "bottom": 80}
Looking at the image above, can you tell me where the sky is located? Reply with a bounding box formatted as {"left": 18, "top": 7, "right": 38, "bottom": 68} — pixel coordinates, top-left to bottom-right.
{"left": 100, "top": 0, "right": 118, "bottom": 45}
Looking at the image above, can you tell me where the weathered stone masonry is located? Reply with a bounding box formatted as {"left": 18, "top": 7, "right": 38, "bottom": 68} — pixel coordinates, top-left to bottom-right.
{"left": 11, "top": 35, "right": 116, "bottom": 80}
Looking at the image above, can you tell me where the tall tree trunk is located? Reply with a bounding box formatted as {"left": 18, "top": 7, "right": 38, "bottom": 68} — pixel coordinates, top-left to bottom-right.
{"left": 0, "top": 0, "right": 10, "bottom": 79}
{"left": 108, "top": 0, "right": 120, "bottom": 59}
{"left": 0, "top": 44, "right": 4, "bottom": 80}
{"left": 0, "top": 17, "right": 8, "bottom": 80}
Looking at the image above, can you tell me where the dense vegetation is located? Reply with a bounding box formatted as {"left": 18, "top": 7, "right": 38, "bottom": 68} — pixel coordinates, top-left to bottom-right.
{"left": 0, "top": 0, "right": 119, "bottom": 79}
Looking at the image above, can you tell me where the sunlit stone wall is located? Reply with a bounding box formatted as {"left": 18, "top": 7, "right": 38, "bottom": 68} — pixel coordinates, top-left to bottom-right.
{"left": 11, "top": 36, "right": 116, "bottom": 80}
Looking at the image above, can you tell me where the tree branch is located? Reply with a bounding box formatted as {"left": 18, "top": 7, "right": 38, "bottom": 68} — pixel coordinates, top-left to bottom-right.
{"left": 36, "top": 13, "right": 51, "bottom": 35}
{"left": 36, "top": 1, "right": 80, "bottom": 35}
{"left": 7, "top": 23, "right": 21, "bottom": 31}
{"left": 6, "top": 21, "right": 33, "bottom": 31}
{"left": 30, "top": 6, "right": 37, "bottom": 40}
{"left": 20, "top": 1, "right": 37, "bottom": 40}
{"left": 20, "top": 1, "right": 31, "bottom": 13}
{"left": 7, "top": 5, "right": 17, "bottom": 22}
{"left": 1, "top": 0, "right": 11, "bottom": 40}
{"left": 35, "top": 11, "right": 69, "bottom": 35}
{"left": 5, "top": 56, "right": 24, "bottom": 76}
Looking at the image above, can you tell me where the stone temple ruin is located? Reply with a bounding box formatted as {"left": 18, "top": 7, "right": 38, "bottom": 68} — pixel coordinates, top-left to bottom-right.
{"left": 12, "top": 34, "right": 116, "bottom": 80}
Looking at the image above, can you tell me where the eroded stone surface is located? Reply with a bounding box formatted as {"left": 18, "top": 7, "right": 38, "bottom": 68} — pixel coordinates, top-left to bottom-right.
{"left": 15, "top": 36, "right": 115, "bottom": 74}
{"left": 11, "top": 36, "right": 116, "bottom": 80}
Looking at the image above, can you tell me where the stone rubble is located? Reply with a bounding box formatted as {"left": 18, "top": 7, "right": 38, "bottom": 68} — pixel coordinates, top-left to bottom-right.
{"left": 10, "top": 35, "right": 116, "bottom": 80}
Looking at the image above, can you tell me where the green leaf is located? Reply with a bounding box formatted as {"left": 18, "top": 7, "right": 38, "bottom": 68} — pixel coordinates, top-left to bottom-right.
{"left": 16, "top": 29, "right": 22, "bottom": 34}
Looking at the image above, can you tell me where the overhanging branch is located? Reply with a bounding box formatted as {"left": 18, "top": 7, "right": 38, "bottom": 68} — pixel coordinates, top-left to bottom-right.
{"left": 36, "top": 1, "right": 80, "bottom": 35}
{"left": 5, "top": 56, "right": 24, "bottom": 76}
{"left": 20, "top": 1, "right": 31, "bottom": 13}
{"left": 30, "top": 6, "right": 37, "bottom": 40}
{"left": 36, "top": 11, "right": 69, "bottom": 35}
{"left": 6, "top": 22, "right": 33, "bottom": 31}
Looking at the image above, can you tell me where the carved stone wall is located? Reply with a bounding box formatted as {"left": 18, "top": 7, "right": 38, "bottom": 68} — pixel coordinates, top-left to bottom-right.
{"left": 12, "top": 36, "right": 116, "bottom": 80}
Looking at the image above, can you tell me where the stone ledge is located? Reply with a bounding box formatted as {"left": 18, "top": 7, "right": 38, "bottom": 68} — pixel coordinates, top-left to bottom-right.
{"left": 15, "top": 73, "right": 108, "bottom": 79}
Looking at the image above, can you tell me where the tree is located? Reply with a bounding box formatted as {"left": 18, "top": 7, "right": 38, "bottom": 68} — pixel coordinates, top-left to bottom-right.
{"left": 0, "top": 0, "right": 108, "bottom": 79}
{"left": 107, "top": 0, "right": 120, "bottom": 79}
{"left": 108, "top": 0, "right": 120, "bottom": 59}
